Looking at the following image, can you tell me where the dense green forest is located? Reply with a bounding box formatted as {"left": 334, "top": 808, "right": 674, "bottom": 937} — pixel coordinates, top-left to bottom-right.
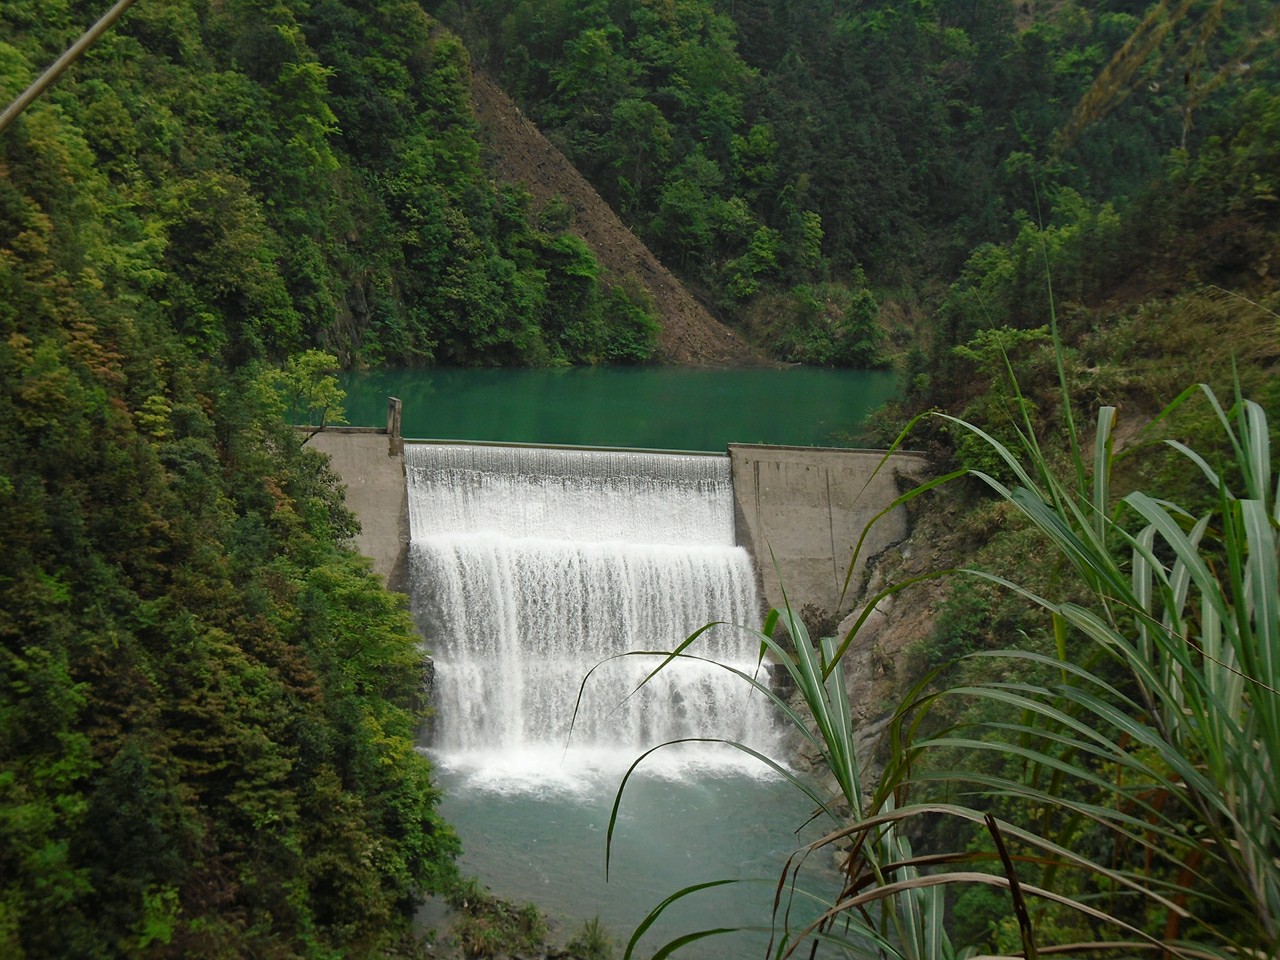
{"left": 2, "top": 0, "right": 1278, "bottom": 956}
{"left": 0, "top": 333, "right": 462, "bottom": 955}
{"left": 1, "top": 0, "right": 659, "bottom": 370}
{"left": 0, "top": 1, "right": 488, "bottom": 955}
{"left": 434, "top": 0, "right": 1278, "bottom": 368}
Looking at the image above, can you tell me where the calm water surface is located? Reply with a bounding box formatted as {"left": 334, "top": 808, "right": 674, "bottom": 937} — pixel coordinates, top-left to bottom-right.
{"left": 340, "top": 366, "right": 899, "bottom": 450}
{"left": 430, "top": 763, "right": 837, "bottom": 959}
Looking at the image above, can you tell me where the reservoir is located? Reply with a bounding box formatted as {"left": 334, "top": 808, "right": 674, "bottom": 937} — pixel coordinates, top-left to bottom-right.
{"left": 339, "top": 365, "right": 899, "bottom": 449}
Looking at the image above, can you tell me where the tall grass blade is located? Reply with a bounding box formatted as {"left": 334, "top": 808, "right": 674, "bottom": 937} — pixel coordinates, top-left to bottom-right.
{"left": 621, "top": 879, "right": 741, "bottom": 960}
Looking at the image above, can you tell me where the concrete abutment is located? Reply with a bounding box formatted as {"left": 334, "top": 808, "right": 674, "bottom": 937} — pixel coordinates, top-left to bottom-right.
{"left": 728, "top": 444, "right": 926, "bottom": 622}
{"left": 306, "top": 398, "right": 411, "bottom": 591}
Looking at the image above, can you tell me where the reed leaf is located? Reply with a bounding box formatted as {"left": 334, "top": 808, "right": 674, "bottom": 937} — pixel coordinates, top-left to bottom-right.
{"left": 620, "top": 879, "right": 742, "bottom": 960}
{"left": 604, "top": 347, "right": 1275, "bottom": 956}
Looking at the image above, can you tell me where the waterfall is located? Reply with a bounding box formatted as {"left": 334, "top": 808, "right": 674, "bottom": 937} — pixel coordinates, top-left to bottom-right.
{"left": 406, "top": 443, "right": 775, "bottom": 781}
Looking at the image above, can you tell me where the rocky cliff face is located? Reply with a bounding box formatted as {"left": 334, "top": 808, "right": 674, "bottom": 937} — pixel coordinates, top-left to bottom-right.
{"left": 774, "top": 479, "right": 971, "bottom": 814}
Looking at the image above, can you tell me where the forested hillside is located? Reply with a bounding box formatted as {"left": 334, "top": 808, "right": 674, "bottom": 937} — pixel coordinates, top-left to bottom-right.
{"left": 466, "top": 69, "right": 761, "bottom": 362}
{"left": 0, "top": 330, "right": 461, "bottom": 956}
{"left": 1, "top": 0, "right": 663, "bottom": 370}
{"left": 0, "top": 1, "right": 496, "bottom": 955}
{"left": 433, "top": 0, "right": 1278, "bottom": 370}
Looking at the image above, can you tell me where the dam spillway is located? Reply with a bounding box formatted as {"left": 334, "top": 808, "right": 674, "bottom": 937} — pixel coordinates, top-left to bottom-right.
{"left": 404, "top": 444, "right": 739, "bottom": 547}
{"left": 308, "top": 425, "right": 927, "bottom": 624}
{"left": 404, "top": 443, "right": 772, "bottom": 776}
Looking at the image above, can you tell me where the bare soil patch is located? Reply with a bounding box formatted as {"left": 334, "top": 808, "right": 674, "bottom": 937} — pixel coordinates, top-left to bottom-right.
{"left": 469, "top": 70, "right": 765, "bottom": 366}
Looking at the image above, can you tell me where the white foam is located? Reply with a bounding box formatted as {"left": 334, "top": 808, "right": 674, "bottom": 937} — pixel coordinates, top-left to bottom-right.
{"left": 408, "top": 444, "right": 778, "bottom": 782}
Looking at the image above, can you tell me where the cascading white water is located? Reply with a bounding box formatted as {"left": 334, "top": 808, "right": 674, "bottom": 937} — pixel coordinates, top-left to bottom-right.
{"left": 406, "top": 443, "right": 776, "bottom": 781}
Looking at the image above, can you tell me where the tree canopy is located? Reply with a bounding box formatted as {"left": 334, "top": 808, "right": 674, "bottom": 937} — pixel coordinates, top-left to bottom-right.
{"left": 433, "top": 0, "right": 1278, "bottom": 368}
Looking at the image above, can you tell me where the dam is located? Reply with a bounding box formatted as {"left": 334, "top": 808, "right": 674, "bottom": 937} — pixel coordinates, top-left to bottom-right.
{"left": 404, "top": 442, "right": 771, "bottom": 773}
{"left": 307, "top": 403, "right": 926, "bottom": 622}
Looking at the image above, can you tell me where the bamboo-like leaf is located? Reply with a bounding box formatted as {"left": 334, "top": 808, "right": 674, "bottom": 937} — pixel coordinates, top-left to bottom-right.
{"left": 839, "top": 467, "right": 968, "bottom": 606}
{"left": 606, "top": 381, "right": 1277, "bottom": 958}
{"left": 604, "top": 737, "right": 834, "bottom": 880}
{"left": 1166, "top": 438, "right": 1233, "bottom": 498}
{"left": 936, "top": 412, "right": 1042, "bottom": 492}
{"left": 621, "top": 879, "right": 741, "bottom": 960}
{"left": 565, "top": 623, "right": 724, "bottom": 749}
{"left": 824, "top": 567, "right": 958, "bottom": 675}
{"left": 647, "top": 926, "right": 741, "bottom": 960}
{"left": 795, "top": 872, "right": 1215, "bottom": 960}
{"left": 1243, "top": 498, "right": 1279, "bottom": 685}
{"left": 814, "top": 802, "right": 1213, "bottom": 921}
{"left": 1132, "top": 524, "right": 1156, "bottom": 668}
{"left": 1092, "top": 405, "right": 1116, "bottom": 543}
{"left": 1237, "top": 397, "right": 1270, "bottom": 502}
{"left": 1126, "top": 492, "right": 1232, "bottom": 624}
{"left": 911, "top": 775, "right": 1222, "bottom": 895}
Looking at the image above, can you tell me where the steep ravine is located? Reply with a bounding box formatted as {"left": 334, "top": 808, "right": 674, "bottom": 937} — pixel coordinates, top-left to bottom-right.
{"left": 772, "top": 478, "right": 960, "bottom": 805}
{"left": 829, "top": 494, "right": 958, "bottom": 777}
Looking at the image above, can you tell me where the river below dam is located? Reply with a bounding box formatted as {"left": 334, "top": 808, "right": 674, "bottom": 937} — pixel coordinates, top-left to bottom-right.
{"left": 432, "top": 761, "right": 834, "bottom": 959}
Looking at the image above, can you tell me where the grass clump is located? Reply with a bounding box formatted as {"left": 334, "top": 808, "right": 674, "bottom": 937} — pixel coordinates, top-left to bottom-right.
{"left": 564, "top": 916, "right": 616, "bottom": 960}
{"left": 446, "top": 877, "right": 548, "bottom": 958}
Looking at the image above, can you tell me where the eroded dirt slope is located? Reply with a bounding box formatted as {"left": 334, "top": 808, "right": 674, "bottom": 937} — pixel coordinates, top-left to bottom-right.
{"left": 469, "top": 70, "right": 764, "bottom": 366}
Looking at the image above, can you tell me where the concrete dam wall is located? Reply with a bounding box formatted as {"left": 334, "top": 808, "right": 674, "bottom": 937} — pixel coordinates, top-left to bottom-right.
{"left": 306, "top": 411, "right": 411, "bottom": 592}
{"left": 729, "top": 444, "right": 926, "bottom": 621}
{"left": 311, "top": 420, "right": 925, "bottom": 620}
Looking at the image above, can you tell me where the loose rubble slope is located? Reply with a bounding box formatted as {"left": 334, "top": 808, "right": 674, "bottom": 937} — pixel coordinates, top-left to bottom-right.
{"left": 469, "top": 70, "right": 764, "bottom": 366}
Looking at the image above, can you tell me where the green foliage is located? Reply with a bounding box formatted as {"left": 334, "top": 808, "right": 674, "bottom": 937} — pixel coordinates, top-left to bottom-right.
{"left": 434, "top": 0, "right": 1278, "bottom": 370}
{"left": 723, "top": 225, "right": 781, "bottom": 301}
{"left": 447, "top": 877, "right": 548, "bottom": 958}
{"left": 885, "top": 381, "right": 1280, "bottom": 957}
{"left": 0, "top": 0, "right": 654, "bottom": 370}
{"left": 747, "top": 281, "right": 887, "bottom": 368}
{"left": 265, "top": 349, "right": 347, "bottom": 434}
{"left": 948, "top": 325, "right": 1054, "bottom": 477}
{"left": 433, "top": 0, "right": 832, "bottom": 342}
{"left": 0, "top": 348, "right": 460, "bottom": 955}
{"left": 0, "top": 59, "right": 460, "bottom": 954}
{"left": 16, "top": 0, "right": 1265, "bottom": 373}
{"left": 922, "top": 584, "right": 997, "bottom": 672}
{"left": 565, "top": 916, "right": 616, "bottom": 960}
{"left": 599, "top": 280, "right": 660, "bottom": 363}
{"left": 937, "top": 192, "right": 1125, "bottom": 353}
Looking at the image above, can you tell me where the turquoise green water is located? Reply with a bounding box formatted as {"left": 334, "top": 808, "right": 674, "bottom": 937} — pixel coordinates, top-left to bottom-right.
{"left": 432, "top": 764, "right": 837, "bottom": 959}
{"left": 339, "top": 366, "right": 899, "bottom": 450}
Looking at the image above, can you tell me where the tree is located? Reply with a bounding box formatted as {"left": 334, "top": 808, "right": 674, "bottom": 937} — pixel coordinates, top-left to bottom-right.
{"left": 263, "top": 349, "right": 347, "bottom": 441}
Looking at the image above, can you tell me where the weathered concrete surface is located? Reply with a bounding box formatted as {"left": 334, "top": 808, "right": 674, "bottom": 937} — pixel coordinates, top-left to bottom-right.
{"left": 729, "top": 445, "right": 927, "bottom": 621}
{"left": 312, "top": 425, "right": 927, "bottom": 617}
{"left": 308, "top": 429, "right": 410, "bottom": 591}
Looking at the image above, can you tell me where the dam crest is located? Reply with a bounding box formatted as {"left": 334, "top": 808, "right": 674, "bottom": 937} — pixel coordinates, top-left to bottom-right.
{"left": 308, "top": 405, "right": 925, "bottom": 623}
